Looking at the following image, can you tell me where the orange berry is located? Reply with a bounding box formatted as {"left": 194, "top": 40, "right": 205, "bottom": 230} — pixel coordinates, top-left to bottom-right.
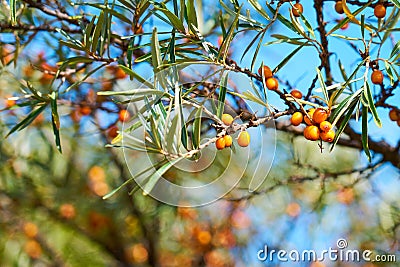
{"left": 216, "top": 137, "right": 226, "bottom": 150}
{"left": 79, "top": 105, "right": 92, "bottom": 116}
{"left": 197, "top": 230, "right": 212, "bottom": 245}
{"left": 59, "top": 203, "right": 76, "bottom": 219}
{"left": 304, "top": 125, "right": 320, "bottom": 141}
{"left": 5, "top": 98, "right": 15, "bottom": 108}
{"left": 108, "top": 125, "right": 119, "bottom": 139}
{"left": 319, "top": 121, "right": 332, "bottom": 132}
{"left": 290, "top": 89, "right": 303, "bottom": 99}
{"left": 237, "top": 131, "right": 250, "bottom": 147}
{"left": 335, "top": 1, "right": 344, "bottom": 14}
{"left": 371, "top": 70, "right": 383, "bottom": 85}
{"left": 23, "top": 222, "right": 38, "bottom": 238}
{"left": 388, "top": 109, "right": 399, "bottom": 121}
{"left": 217, "top": 36, "right": 224, "bottom": 47}
{"left": 304, "top": 108, "right": 315, "bottom": 125}
{"left": 374, "top": 4, "right": 386, "bottom": 19}
{"left": 292, "top": 3, "right": 303, "bottom": 17}
{"left": 24, "top": 240, "right": 42, "bottom": 259}
{"left": 119, "top": 109, "right": 130, "bottom": 122}
{"left": 320, "top": 129, "right": 335, "bottom": 143}
{"left": 107, "top": 65, "right": 127, "bottom": 79}
{"left": 313, "top": 108, "right": 328, "bottom": 124}
{"left": 266, "top": 77, "right": 279, "bottom": 91}
{"left": 286, "top": 202, "right": 301, "bottom": 217}
{"left": 70, "top": 109, "right": 81, "bottom": 123}
{"left": 291, "top": 112, "right": 303, "bottom": 126}
{"left": 397, "top": 119, "right": 400, "bottom": 127}
{"left": 221, "top": 113, "right": 234, "bottom": 126}
{"left": 337, "top": 188, "right": 354, "bottom": 205}
{"left": 223, "top": 135, "right": 233, "bottom": 147}
{"left": 258, "top": 65, "right": 273, "bottom": 79}
{"left": 1, "top": 46, "right": 13, "bottom": 65}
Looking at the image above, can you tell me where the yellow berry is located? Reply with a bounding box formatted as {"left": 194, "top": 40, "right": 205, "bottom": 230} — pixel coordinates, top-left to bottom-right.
{"left": 237, "top": 131, "right": 250, "bottom": 147}
{"left": 221, "top": 113, "right": 234, "bottom": 126}
{"left": 223, "top": 135, "right": 233, "bottom": 147}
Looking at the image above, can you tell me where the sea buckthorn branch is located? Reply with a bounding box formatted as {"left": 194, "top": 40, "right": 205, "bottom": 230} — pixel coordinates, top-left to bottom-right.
{"left": 0, "top": 22, "right": 82, "bottom": 33}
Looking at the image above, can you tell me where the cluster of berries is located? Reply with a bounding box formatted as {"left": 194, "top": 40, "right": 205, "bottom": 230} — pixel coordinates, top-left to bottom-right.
{"left": 215, "top": 114, "right": 250, "bottom": 150}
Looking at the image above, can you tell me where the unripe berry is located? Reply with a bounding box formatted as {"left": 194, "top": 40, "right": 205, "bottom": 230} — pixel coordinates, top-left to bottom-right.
{"left": 304, "top": 108, "right": 315, "bottom": 126}
{"left": 319, "top": 121, "right": 332, "bottom": 132}
{"left": 335, "top": 1, "right": 344, "bottom": 14}
{"left": 313, "top": 108, "right": 329, "bottom": 124}
{"left": 119, "top": 109, "right": 130, "bottom": 122}
{"left": 258, "top": 65, "right": 273, "bottom": 79}
{"left": 291, "top": 112, "right": 303, "bottom": 126}
{"left": 290, "top": 89, "right": 303, "bottom": 99}
{"left": 292, "top": 3, "right": 303, "bottom": 17}
{"left": 371, "top": 70, "right": 383, "bottom": 85}
{"left": 304, "top": 125, "right": 320, "bottom": 141}
{"left": 223, "top": 135, "right": 233, "bottom": 147}
{"left": 389, "top": 109, "right": 399, "bottom": 121}
{"left": 221, "top": 113, "right": 234, "bottom": 126}
{"left": 266, "top": 77, "right": 279, "bottom": 91}
{"left": 216, "top": 137, "right": 226, "bottom": 150}
{"left": 320, "top": 130, "right": 335, "bottom": 143}
{"left": 374, "top": 4, "right": 386, "bottom": 19}
{"left": 237, "top": 131, "right": 250, "bottom": 147}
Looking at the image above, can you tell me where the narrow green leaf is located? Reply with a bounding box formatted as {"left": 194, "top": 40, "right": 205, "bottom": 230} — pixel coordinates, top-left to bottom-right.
{"left": 59, "top": 40, "right": 85, "bottom": 51}
{"left": 390, "top": 40, "right": 400, "bottom": 59}
{"left": 331, "top": 59, "right": 366, "bottom": 105}
{"left": 85, "top": 16, "right": 96, "bottom": 50}
{"left": 330, "top": 101, "right": 357, "bottom": 151}
{"left": 266, "top": 4, "right": 298, "bottom": 33}
{"left": 154, "top": 7, "right": 186, "bottom": 32}
{"left": 217, "top": 3, "right": 241, "bottom": 62}
{"left": 384, "top": 61, "right": 394, "bottom": 85}
{"left": 361, "top": 106, "right": 371, "bottom": 162}
{"left": 272, "top": 42, "right": 307, "bottom": 74}
{"left": 361, "top": 14, "right": 365, "bottom": 39}
{"left": 186, "top": 0, "right": 198, "bottom": 29}
{"left": 390, "top": 0, "right": 400, "bottom": 8}
{"left": 50, "top": 93, "right": 62, "bottom": 153}
{"left": 143, "top": 158, "right": 182, "bottom": 195}
{"left": 298, "top": 8, "right": 315, "bottom": 38}
{"left": 151, "top": 28, "right": 162, "bottom": 72}
{"left": 250, "top": 30, "right": 267, "bottom": 71}
{"left": 192, "top": 107, "right": 202, "bottom": 149}
{"left": 316, "top": 68, "right": 329, "bottom": 103}
{"left": 364, "top": 82, "right": 382, "bottom": 127}
{"left": 248, "top": 0, "right": 270, "bottom": 20}
{"left": 6, "top": 104, "right": 47, "bottom": 138}
{"left": 217, "top": 72, "right": 228, "bottom": 119}
{"left": 118, "top": 65, "right": 154, "bottom": 89}
{"left": 10, "top": 0, "right": 16, "bottom": 25}
{"left": 91, "top": 11, "right": 105, "bottom": 53}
